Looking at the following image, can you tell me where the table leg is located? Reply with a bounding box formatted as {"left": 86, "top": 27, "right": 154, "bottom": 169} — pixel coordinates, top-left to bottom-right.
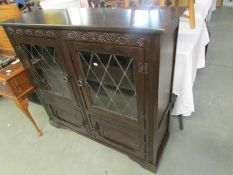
{"left": 15, "top": 97, "right": 42, "bottom": 136}
{"left": 178, "top": 115, "right": 183, "bottom": 130}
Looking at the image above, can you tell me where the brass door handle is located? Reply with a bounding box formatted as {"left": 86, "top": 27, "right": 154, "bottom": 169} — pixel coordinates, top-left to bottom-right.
{"left": 77, "top": 80, "right": 83, "bottom": 87}
{"left": 63, "top": 75, "right": 69, "bottom": 83}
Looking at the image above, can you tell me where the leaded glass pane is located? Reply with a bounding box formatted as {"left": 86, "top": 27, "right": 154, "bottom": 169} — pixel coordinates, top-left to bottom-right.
{"left": 79, "top": 51, "right": 137, "bottom": 119}
{"left": 22, "top": 44, "right": 71, "bottom": 98}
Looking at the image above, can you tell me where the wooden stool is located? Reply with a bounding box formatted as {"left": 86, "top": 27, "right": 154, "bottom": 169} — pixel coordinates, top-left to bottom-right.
{"left": 160, "top": 0, "right": 195, "bottom": 29}
{"left": 0, "top": 61, "right": 42, "bottom": 136}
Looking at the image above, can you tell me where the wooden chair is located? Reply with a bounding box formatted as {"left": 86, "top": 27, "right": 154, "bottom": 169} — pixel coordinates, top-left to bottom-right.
{"left": 0, "top": 4, "right": 20, "bottom": 55}
{"left": 160, "top": 0, "right": 195, "bottom": 29}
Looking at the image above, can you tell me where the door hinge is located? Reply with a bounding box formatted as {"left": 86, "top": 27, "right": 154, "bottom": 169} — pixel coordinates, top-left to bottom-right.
{"left": 144, "top": 135, "right": 149, "bottom": 159}
{"left": 143, "top": 112, "right": 149, "bottom": 119}
{"left": 138, "top": 62, "right": 148, "bottom": 74}
{"left": 140, "top": 112, "right": 149, "bottom": 127}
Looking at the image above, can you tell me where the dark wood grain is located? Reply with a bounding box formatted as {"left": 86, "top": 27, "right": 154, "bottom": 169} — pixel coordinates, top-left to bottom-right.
{"left": 0, "top": 7, "right": 182, "bottom": 172}
{"left": 1, "top": 7, "right": 184, "bottom": 34}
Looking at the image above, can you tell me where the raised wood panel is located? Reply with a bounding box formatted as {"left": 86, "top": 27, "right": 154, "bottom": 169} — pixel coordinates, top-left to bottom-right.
{"left": 0, "top": 4, "right": 20, "bottom": 55}
{"left": 90, "top": 115, "right": 145, "bottom": 159}
{"left": 50, "top": 104, "right": 88, "bottom": 135}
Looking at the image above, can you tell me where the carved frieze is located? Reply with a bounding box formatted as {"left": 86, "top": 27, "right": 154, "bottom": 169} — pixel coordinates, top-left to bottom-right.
{"left": 7, "top": 27, "right": 56, "bottom": 38}
{"left": 64, "top": 31, "right": 145, "bottom": 47}
{"left": 7, "top": 27, "right": 14, "bottom": 35}
{"left": 6, "top": 27, "right": 145, "bottom": 47}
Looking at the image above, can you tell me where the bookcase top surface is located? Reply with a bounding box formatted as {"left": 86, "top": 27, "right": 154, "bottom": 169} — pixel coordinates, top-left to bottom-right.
{"left": 1, "top": 7, "right": 184, "bottom": 34}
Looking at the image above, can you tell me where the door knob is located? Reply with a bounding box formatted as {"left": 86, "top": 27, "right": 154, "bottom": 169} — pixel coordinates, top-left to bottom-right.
{"left": 63, "top": 75, "right": 69, "bottom": 83}
{"left": 77, "top": 80, "right": 83, "bottom": 87}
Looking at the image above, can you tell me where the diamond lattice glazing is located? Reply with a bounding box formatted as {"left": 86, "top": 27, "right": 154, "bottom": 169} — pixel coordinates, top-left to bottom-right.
{"left": 23, "top": 44, "right": 71, "bottom": 98}
{"left": 79, "top": 51, "right": 137, "bottom": 119}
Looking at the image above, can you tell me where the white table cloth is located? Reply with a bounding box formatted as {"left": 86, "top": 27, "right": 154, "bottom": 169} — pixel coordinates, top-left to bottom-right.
{"left": 183, "top": 0, "right": 216, "bottom": 20}
{"left": 172, "top": 0, "right": 216, "bottom": 116}
{"left": 172, "top": 18, "right": 209, "bottom": 116}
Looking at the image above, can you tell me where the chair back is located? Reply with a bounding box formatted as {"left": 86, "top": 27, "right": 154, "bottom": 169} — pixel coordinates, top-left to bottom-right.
{"left": 0, "top": 4, "right": 20, "bottom": 55}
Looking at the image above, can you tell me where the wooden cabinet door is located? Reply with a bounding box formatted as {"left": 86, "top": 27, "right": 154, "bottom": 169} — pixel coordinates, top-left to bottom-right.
{"left": 67, "top": 41, "right": 145, "bottom": 129}
{"left": 67, "top": 41, "right": 146, "bottom": 158}
{"left": 90, "top": 115, "right": 145, "bottom": 159}
{"left": 14, "top": 36, "right": 88, "bottom": 134}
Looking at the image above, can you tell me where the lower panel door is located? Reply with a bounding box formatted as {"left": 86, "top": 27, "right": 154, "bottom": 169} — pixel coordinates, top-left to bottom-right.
{"left": 90, "top": 115, "right": 145, "bottom": 159}
{"left": 49, "top": 103, "right": 88, "bottom": 135}
{"left": 41, "top": 91, "right": 88, "bottom": 135}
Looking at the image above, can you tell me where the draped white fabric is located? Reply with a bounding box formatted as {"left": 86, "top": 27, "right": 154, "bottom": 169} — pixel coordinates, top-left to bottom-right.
{"left": 172, "top": 0, "right": 216, "bottom": 116}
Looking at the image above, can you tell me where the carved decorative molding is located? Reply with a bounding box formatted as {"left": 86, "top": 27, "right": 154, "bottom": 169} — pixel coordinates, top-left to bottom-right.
{"left": 25, "top": 29, "right": 33, "bottom": 36}
{"left": 7, "top": 27, "right": 56, "bottom": 38}
{"left": 6, "top": 28, "right": 144, "bottom": 47}
{"left": 45, "top": 31, "right": 55, "bottom": 38}
{"left": 64, "top": 31, "right": 145, "bottom": 47}
{"left": 35, "top": 30, "right": 44, "bottom": 37}
{"left": 7, "top": 27, "right": 14, "bottom": 35}
{"left": 15, "top": 28, "right": 24, "bottom": 35}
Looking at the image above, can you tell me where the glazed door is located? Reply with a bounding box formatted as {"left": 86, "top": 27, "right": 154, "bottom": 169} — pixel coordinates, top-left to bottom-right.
{"left": 68, "top": 42, "right": 145, "bottom": 128}
{"left": 67, "top": 41, "right": 145, "bottom": 158}
{"left": 14, "top": 36, "right": 87, "bottom": 134}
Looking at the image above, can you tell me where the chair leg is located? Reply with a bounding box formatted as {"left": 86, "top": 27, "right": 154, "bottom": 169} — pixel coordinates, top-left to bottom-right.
{"left": 15, "top": 97, "right": 42, "bottom": 136}
{"left": 125, "top": 0, "right": 129, "bottom": 7}
{"left": 178, "top": 115, "right": 183, "bottom": 130}
{"left": 189, "top": 0, "right": 195, "bottom": 29}
{"left": 160, "top": 0, "right": 166, "bottom": 6}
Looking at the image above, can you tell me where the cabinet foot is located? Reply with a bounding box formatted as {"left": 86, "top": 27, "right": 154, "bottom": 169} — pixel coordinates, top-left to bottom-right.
{"left": 129, "top": 157, "right": 158, "bottom": 173}
{"left": 15, "top": 97, "right": 42, "bottom": 136}
{"left": 49, "top": 119, "right": 65, "bottom": 129}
